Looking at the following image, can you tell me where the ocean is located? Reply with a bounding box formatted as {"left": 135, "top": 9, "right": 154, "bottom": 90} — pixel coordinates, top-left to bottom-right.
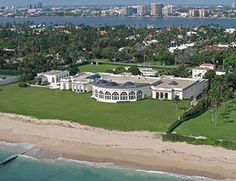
{"left": 0, "top": 141, "right": 216, "bottom": 181}
{"left": 0, "top": 16, "right": 235, "bottom": 28}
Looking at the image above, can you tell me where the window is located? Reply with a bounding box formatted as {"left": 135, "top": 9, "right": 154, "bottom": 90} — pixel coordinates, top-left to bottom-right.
{"left": 137, "top": 90, "right": 143, "bottom": 99}
{"left": 120, "top": 92, "right": 128, "bottom": 100}
{"left": 112, "top": 92, "right": 119, "bottom": 100}
{"left": 156, "top": 92, "right": 159, "bottom": 99}
{"left": 105, "top": 92, "right": 111, "bottom": 100}
{"left": 129, "top": 92, "right": 136, "bottom": 100}
{"left": 95, "top": 90, "right": 98, "bottom": 97}
{"left": 63, "top": 83, "right": 66, "bottom": 89}
{"left": 99, "top": 91, "right": 104, "bottom": 99}
{"left": 160, "top": 92, "right": 163, "bottom": 99}
{"left": 52, "top": 77, "right": 55, "bottom": 83}
{"left": 165, "top": 93, "right": 168, "bottom": 99}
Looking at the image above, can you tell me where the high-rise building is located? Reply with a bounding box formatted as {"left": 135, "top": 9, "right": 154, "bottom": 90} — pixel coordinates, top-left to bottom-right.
{"left": 151, "top": 3, "right": 163, "bottom": 17}
{"left": 36, "top": 1, "right": 43, "bottom": 9}
{"left": 232, "top": 2, "right": 236, "bottom": 9}
{"left": 137, "top": 5, "right": 145, "bottom": 16}
{"left": 162, "top": 5, "right": 173, "bottom": 16}
{"left": 199, "top": 8, "right": 209, "bottom": 18}
{"left": 189, "top": 9, "right": 199, "bottom": 17}
{"left": 127, "top": 6, "right": 137, "bottom": 16}
{"left": 122, "top": 6, "right": 128, "bottom": 16}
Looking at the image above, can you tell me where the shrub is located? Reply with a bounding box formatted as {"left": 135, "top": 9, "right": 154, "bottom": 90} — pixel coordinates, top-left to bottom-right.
{"left": 128, "top": 65, "right": 140, "bottom": 75}
{"left": 114, "top": 67, "right": 126, "bottom": 74}
{"left": 18, "top": 82, "right": 28, "bottom": 88}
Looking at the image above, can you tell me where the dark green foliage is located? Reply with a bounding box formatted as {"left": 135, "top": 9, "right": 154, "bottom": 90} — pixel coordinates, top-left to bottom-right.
{"left": 69, "top": 66, "right": 79, "bottom": 76}
{"left": 18, "top": 82, "right": 28, "bottom": 88}
{"left": 128, "top": 65, "right": 140, "bottom": 75}
{"left": 165, "top": 65, "right": 190, "bottom": 78}
{"left": 204, "top": 70, "right": 216, "bottom": 82}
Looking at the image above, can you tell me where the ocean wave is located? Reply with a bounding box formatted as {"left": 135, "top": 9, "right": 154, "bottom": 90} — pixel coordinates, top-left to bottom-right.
{"left": 0, "top": 141, "right": 36, "bottom": 150}
{"left": 57, "top": 157, "right": 115, "bottom": 168}
{"left": 136, "top": 169, "right": 233, "bottom": 181}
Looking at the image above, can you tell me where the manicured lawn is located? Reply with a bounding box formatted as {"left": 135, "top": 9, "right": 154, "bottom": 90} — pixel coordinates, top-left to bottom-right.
{"left": 176, "top": 100, "right": 236, "bottom": 141}
{"left": 79, "top": 64, "right": 124, "bottom": 73}
{"left": 0, "top": 84, "right": 189, "bottom": 132}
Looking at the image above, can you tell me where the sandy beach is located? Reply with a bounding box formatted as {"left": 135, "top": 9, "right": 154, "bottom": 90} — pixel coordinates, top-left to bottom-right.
{"left": 0, "top": 112, "right": 235, "bottom": 180}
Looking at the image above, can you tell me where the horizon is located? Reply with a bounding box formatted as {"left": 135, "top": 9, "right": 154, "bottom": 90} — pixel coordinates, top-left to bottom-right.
{"left": 0, "top": 0, "right": 235, "bottom": 7}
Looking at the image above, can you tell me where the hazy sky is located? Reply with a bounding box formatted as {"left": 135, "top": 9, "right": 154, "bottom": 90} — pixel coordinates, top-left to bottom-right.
{"left": 0, "top": 0, "right": 235, "bottom": 6}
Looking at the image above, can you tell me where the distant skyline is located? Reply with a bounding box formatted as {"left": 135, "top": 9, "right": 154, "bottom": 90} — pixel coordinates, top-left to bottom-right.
{"left": 0, "top": 0, "right": 235, "bottom": 7}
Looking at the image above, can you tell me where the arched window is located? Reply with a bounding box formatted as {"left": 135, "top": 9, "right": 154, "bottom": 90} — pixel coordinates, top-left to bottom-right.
{"left": 137, "top": 90, "right": 143, "bottom": 99}
{"left": 95, "top": 89, "right": 98, "bottom": 97}
{"left": 120, "top": 92, "right": 128, "bottom": 100}
{"left": 105, "top": 92, "right": 111, "bottom": 100}
{"left": 129, "top": 91, "right": 136, "bottom": 100}
{"left": 99, "top": 91, "right": 104, "bottom": 99}
{"left": 52, "top": 77, "right": 55, "bottom": 83}
{"left": 112, "top": 92, "right": 119, "bottom": 100}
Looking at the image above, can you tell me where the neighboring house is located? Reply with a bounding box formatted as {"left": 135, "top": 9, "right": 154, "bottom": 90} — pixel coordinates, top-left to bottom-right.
{"left": 36, "top": 70, "right": 69, "bottom": 89}
{"left": 192, "top": 63, "right": 215, "bottom": 79}
{"left": 139, "top": 68, "right": 158, "bottom": 77}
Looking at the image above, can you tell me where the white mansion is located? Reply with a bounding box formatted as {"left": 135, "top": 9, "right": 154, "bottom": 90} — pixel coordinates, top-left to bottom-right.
{"left": 56, "top": 71, "right": 208, "bottom": 103}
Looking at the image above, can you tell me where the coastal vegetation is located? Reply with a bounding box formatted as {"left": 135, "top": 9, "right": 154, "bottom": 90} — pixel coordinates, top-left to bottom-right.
{"left": 0, "top": 23, "right": 235, "bottom": 81}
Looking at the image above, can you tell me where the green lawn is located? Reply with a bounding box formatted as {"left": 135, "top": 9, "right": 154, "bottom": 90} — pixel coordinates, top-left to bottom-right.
{"left": 0, "top": 84, "right": 189, "bottom": 132}
{"left": 79, "top": 64, "right": 124, "bottom": 73}
{"left": 176, "top": 100, "right": 236, "bottom": 141}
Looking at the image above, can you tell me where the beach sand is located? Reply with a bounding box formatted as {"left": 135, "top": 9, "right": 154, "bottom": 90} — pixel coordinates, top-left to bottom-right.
{"left": 0, "top": 112, "right": 235, "bottom": 180}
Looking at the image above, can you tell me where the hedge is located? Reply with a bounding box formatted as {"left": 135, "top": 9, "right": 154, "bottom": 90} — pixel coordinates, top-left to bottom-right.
{"left": 166, "top": 99, "right": 210, "bottom": 133}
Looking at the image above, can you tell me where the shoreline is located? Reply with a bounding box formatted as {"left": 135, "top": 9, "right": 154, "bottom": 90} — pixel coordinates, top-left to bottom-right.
{"left": 0, "top": 112, "right": 235, "bottom": 180}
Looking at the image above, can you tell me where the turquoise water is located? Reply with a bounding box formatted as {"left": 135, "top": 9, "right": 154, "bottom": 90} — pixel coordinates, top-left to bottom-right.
{"left": 0, "top": 142, "right": 209, "bottom": 181}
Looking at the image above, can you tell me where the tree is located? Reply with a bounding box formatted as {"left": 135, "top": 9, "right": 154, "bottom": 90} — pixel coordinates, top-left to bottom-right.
{"left": 128, "top": 65, "right": 140, "bottom": 75}
{"left": 69, "top": 66, "right": 79, "bottom": 76}
{"left": 204, "top": 70, "right": 216, "bottom": 82}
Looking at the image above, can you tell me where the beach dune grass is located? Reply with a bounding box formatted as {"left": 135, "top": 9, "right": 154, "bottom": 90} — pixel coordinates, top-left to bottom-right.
{"left": 176, "top": 100, "right": 236, "bottom": 142}
{"left": 0, "top": 84, "right": 188, "bottom": 132}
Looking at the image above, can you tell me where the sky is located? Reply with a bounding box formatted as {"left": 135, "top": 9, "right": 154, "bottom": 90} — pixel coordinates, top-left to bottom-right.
{"left": 0, "top": 0, "right": 235, "bottom": 7}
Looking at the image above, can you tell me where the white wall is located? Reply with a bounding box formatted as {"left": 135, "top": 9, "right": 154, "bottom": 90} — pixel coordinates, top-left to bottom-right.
{"left": 0, "top": 76, "right": 21, "bottom": 86}
{"left": 92, "top": 85, "right": 151, "bottom": 103}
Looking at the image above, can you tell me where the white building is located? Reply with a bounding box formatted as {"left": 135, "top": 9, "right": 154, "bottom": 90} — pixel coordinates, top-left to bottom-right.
{"left": 92, "top": 73, "right": 158, "bottom": 103}
{"left": 151, "top": 76, "right": 208, "bottom": 100}
{"left": 192, "top": 63, "right": 215, "bottom": 79}
{"left": 60, "top": 72, "right": 100, "bottom": 93}
{"left": 139, "top": 67, "right": 158, "bottom": 77}
{"left": 58, "top": 72, "right": 208, "bottom": 103}
{"left": 36, "top": 70, "right": 69, "bottom": 89}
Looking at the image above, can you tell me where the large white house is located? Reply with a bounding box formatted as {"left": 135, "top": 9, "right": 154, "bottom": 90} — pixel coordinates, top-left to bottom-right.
{"left": 59, "top": 72, "right": 208, "bottom": 103}
{"left": 192, "top": 63, "right": 215, "bottom": 79}
{"left": 36, "top": 70, "right": 69, "bottom": 89}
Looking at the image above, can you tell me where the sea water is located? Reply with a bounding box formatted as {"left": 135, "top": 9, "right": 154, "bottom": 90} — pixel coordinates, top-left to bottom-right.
{"left": 0, "top": 141, "right": 224, "bottom": 181}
